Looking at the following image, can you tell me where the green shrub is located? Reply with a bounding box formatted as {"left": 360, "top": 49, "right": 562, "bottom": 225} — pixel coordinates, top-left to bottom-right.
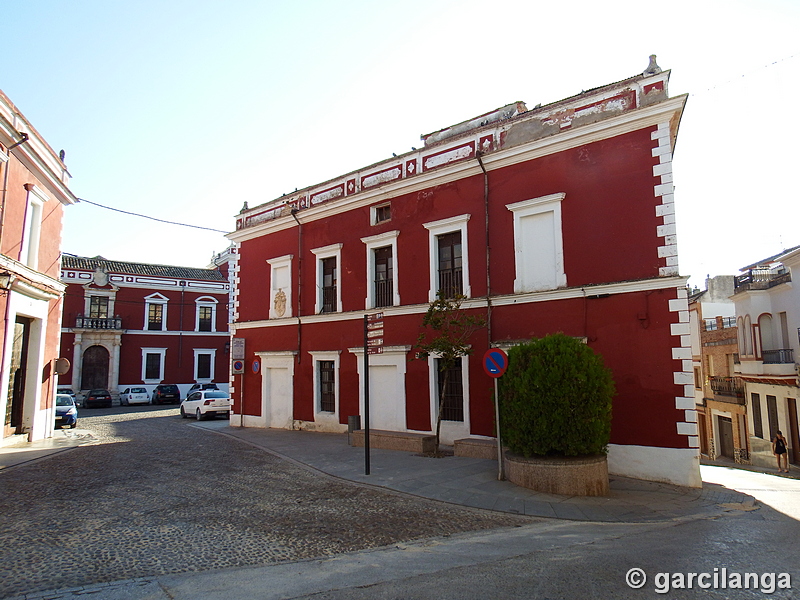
{"left": 498, "top": 333, "right": 615, "bottom": 457}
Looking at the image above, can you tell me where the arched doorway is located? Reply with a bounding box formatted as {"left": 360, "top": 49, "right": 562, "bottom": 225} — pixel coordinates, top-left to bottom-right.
{"left": 81, "top": 345, "right": 110, "bottom": 390}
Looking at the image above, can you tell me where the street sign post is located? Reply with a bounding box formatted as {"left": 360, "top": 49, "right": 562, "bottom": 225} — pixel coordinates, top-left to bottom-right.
{"left": 483, "top": 347, "right": 509, "bottom": 480}
{"left": 231, "top": 338, "right": 246, "bottom": 428}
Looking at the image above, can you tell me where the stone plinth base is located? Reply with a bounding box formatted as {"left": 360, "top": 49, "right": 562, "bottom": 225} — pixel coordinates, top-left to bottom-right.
{"left": 505, "top": 452, "right": 609, "bottom": 496}
{"left": 454, "top": 438, "right": 498, "bottom": 460}
{"left": 349, "top": 429, "right": 436, "bottom": 453}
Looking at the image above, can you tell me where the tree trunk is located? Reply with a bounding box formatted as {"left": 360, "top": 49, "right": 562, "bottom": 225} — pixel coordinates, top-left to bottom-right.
{"left": 435, "top": 369, "right": 449, "bottom": 455}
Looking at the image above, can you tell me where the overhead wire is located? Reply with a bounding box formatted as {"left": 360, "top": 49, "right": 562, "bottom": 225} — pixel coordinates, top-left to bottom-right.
{"left": 77, "top": 197, "right": 229, "bottom": 234}
{"left": 690, "top": 52, "right": 800, "bottom": 96}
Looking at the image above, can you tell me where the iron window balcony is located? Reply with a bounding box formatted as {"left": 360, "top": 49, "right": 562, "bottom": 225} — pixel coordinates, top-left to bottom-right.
{"left": 762, "top": 348, "right": 794, "bottom": 364}
{"left": 75, "top": 314, "right": 123, "bottom": 330}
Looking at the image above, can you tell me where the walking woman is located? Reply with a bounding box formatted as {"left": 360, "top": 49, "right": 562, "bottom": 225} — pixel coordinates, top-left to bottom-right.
{"left": 773, "top": 430, "right": 789, "bottom": 473}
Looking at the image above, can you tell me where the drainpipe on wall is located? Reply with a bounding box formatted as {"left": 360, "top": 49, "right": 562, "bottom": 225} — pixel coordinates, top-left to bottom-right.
{"left": 476, "top": 151, "right": 492, "bottom": 346}
{"left": 179, "top": 282, "right": 185, "bottom": 370}
{"left": 291, "top": 208, "right": 303, "bottom": 364}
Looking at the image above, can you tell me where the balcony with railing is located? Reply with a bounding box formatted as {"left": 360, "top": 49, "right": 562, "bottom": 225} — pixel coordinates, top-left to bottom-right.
{"left": 321, "top": 285, "right": 337, "bottom": 313}
{"left": 734, "top": 268, "right": 791, "bottom": 293}
{"left": 75, "top": 314, "right": 123, "bottom": 330}
{"left": 438, "top": 267, "right": 463, "bottom": 299}
{"left": 709, "top": 376, "right": 745, "bottom": 405}
{"left": 762, "top": 348, "right": 794, "bottom": 364}
{"left": 374, "top": 279, "right": 393, "bottom": 308}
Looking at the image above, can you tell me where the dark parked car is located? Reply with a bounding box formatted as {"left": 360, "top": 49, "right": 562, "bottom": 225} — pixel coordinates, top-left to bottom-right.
{"left": 152, "top": 384, "right": 181, "bottom": 405}
{"left": 83, "top": 389, "right": 112, "bottom": 408}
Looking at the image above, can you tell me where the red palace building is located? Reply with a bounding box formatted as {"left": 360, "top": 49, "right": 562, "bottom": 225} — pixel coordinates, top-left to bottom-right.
{"left": 227, "top": 58, "right": 700, "bottom": 487}
{"left": 58, "top": 254, "right": 231, "bottom": 399}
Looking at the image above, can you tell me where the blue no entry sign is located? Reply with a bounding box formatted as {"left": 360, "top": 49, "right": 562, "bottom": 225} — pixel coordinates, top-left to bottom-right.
{"left": 483, "top": 348, "right": 508, "bottom": 378}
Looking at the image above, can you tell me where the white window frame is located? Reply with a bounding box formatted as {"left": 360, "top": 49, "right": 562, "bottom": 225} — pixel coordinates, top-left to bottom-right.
{"left": 427, "top": 353, "right": 470, "bottom": 444}
{"left": 310, "top": 350, "right": 341, "bottom": 425}
{"left": 506, "top": 192, "right": 567, "bottom": 293}
{"left": 423, "top": 214, "right": 471, "bottom": 302}
{"left": 310, "top": 243, "right": 343, "bottom": 314}
{"left": 141, "top": 347, "right": 167, "bottom": 384}
{"left": 193, "top": 348, "right": 216, "bottom": 383}
{"left": 195, "top": 296, "right": 218, "bottom": 332}
{"left": 361, "top": 230, "right": 400, "bottom": 309}
{"left": 267, "top": 254, "right": 293, "bottom": 319}
{"left": 144, "top": 292, "right": 169, "bottom": 332}
{"left": 21, "top": 185, "right": 47, "bottom": 270}
{"left": 84, "top": 290, "right": 117, "bottom": 319}
{"left": 371, "top": 202, "right": 391, "bottom": 225}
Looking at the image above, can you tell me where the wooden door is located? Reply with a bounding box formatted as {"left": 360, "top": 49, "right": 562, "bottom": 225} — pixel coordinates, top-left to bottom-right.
{"left": 788, "top": 398, "right": 800, "bottom": 465}
{"left": 717, "top": 415, "right": 734, "bottom": 459}
{"left": 4, "top": 318, "right": 30, "bottom": 437}
{"left": 80, "top": 345, "right": 110, "bottom": 390}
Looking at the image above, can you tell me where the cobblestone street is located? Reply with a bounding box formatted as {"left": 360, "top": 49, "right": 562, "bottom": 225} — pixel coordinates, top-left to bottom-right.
{"left": 0, "top": 408, "right": 530, "bottom": 598}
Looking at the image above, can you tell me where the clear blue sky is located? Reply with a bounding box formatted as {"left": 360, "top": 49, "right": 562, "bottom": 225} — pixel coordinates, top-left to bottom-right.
{"left": 3, "top": 0, "right": 799, "bottom": 288}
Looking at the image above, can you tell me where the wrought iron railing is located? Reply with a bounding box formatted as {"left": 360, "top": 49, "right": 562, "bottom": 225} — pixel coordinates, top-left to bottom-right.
{"left": 374, "top": 279, "right": 393, "bottom": 308}
{"left": 321, "top": 285, "right": 337, "bottom": 313}
{"left": 75, "top": 315, "right": 122, "bottom": 329}
{"left": 762, "top": 348, "right": 794, "bottom": 364}
{"left": 709, "top": 376, "right": 745, "bottom": 404}
{"left": 438, "top": 268, "right": 463, "bottom": 299}
{"left": 734, "top": 268, "right": 791, "bottom": 293}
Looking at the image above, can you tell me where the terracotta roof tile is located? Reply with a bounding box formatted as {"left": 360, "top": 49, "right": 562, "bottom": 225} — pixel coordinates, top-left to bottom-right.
{"left": 61, "top": 254, "right": 226, "bottom": 282}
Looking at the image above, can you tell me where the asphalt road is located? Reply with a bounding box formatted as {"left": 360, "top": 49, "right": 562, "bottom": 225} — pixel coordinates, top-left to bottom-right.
{"left": 0, "top": 406, "right": 529, "bottom": 599}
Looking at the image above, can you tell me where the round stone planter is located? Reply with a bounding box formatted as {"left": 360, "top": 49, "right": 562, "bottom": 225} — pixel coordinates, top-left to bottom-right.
{"left": 504, "top": 452, "right": 609, "bottom": 496}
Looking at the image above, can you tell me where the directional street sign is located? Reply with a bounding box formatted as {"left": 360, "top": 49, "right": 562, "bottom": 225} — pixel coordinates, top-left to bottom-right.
{"left": 367, "top": 347, "right": 383, "bottom": 355}
{"left": 367, "top": 338, "right": 383, "bottom": 347}
{"left": 483, "top": 348, "right": 508, "bottom": 378}
{"left": 367, "top": 328, "right": 383, "bottom": 338}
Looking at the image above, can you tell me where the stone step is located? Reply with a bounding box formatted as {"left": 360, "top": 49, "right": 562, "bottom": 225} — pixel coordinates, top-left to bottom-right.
{"left": 349, "top": 429, "right": 436, "bottom": 453}
{"left": 454, "top": 437, "right": 499, "bottom": 460}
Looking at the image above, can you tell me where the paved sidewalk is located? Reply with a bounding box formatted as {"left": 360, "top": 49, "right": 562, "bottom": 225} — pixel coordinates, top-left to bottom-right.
{"left": 192, "top": 422, "right": 756, "bottom": 523}
{"left": 0, "top": 422, "right": 766, "bottom": 522}
{"left": 0, "top": 428, "right": 97, "bottom": 470}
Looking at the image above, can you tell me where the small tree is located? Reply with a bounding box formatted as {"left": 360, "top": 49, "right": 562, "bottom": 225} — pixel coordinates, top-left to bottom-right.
{"left": 415, "top": 292, "right": 486, "bottom": 455}
{"left": 499, "top": 333, "right": 615, "bottom": 457}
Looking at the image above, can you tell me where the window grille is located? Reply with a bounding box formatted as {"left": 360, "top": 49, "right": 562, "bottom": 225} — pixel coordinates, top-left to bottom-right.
{"left": 319, "top": 361, "right": 335, "bottom": 412}
{"left": 436, "top": 358, "right": 464, "bottom": 422}
{"left": 437, "top": 231, "right": 463, "bottom": 298}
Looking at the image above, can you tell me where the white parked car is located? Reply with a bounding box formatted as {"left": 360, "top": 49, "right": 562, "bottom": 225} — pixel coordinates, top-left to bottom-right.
{"left": 180, "top": 390, "right": 231, "bottom": 420}
{"left": 120, "top": 387, "right": 150, "bottom": 406}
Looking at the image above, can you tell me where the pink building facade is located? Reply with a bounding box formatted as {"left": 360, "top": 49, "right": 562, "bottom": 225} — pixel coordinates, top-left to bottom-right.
{"left": 0, "top": 90, "right": 77, "bottom": 443}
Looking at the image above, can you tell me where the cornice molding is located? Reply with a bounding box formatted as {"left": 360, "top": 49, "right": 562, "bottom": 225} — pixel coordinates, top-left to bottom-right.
{"left": 232, "top": 276, "right": 688, "bottom": 330}
{"left": 228, "top": 96, "right": 686, "bottom": 244}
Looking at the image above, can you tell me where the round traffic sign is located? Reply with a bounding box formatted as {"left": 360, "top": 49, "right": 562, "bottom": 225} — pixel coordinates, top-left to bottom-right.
{"left": 252, "top": 359, "right": 260, "bottom": 374}
{"left": 483, "top": 348, "right": 508, "bottom": 378}
{"left": 232, "top": 360, "right": 244, "bottom": 372}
